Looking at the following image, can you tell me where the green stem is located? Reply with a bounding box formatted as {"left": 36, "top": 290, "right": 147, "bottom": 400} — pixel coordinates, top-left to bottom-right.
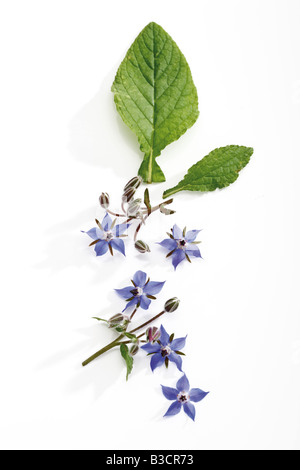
{"left": 162, "top": 187, "right": 181, "bottom": 199}
{"left": 129, "top": 310, "right": 165, "bottom": 334}
{"left": 82, "top": 334, "right": 124, "bottom": 367}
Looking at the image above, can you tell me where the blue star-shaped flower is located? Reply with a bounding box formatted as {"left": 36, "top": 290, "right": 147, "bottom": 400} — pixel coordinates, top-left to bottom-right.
{"left": 82, "top": 213, "right": 130, "bottom": 257}
{"left": 162, "top": 374, "right": 209, "bottom": 421}
{"left": 115, "top": 270, "right": 165, "bottom": 311}
{"left": 141, "top": 325, "right": 186, "bottom": 371}
{"left": 159, "top": 224, "right": 202, "bottom": 270}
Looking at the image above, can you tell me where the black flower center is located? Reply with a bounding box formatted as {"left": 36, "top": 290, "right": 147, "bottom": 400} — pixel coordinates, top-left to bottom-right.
{"left": 161, "top": 345, "right": 171, "bottom": 357}
{"left": 130, "top": 287, "right": 143, "bottom": 297}
{"left": 178, "top": 392, "right": 189, "bottom": 403}
{"left": 105, "top": 231, "right": 114, "bottom": 241}
{"left": 178, "top": 239, "right": 187, "bottom": 249}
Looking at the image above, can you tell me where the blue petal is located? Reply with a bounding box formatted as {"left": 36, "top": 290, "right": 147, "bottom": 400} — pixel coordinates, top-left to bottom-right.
{"left": 94, "top": 240, "right": 109, "bottom": 256}
{"left": 164, "top": 401, "right": 182, "bottom": 417}
{"left": 113, "top": 223, "right": 130, "bottom": 237}
{"left": 172, "top": 224, "right": 183, "bottom": 240}
{"left": 185, "top": 230, "right": 201, "bottom": 243}
{"left": 150, "top": 353, "right": 165, "bottom": 371}
{"left": 122, "top": 297, "right": 138, "bottom": 312}
{"left": 171, "top": 335, "right": 187, "bottom": 352}
{"left": 186, "top": 244, "right": 201, "bottom": 258}
{"left": 115, "top": 286, "right": 134, "bottom": 299}
{"left": 176, "top": 374, "right": 190, "bottom": 392}
{"left": 110, "top": 238, "right": 126, "bottom": 256}
{"left": 189, "top": 389, "right": 209, "bottom": 403}
{"left": 159, "top": 325, "right": 170, "bottom": 346}
{"left": 143, "top": 281, "right": 165, "bottom": 295}
{"left": 83, "top": 227, "right": 103, "bottom": 240}
{"left": 141, "top": 343, "right": 161, "bottom": 354}
{"left": 140, "top": 295, "right": 151, "bottom": 310}
{"left": 168, "top": 352, "right": 183, "bottom": 371}
{"left": 183, "top": 402, "right": 196, "bottom": 421}
{"left": 133, "top": 270, "right": 148, "bottom": 287}
{"left": 171, "top": 249, "right": 186, "bottom": 270}
{"left": 158, "top": 239, "right": 177, "bottom": 251}
{"left": 101, "top": 213, "right": 112, "bottom": 231}
{"left": 161, "top": 386, "right": 179, "bottom": 401}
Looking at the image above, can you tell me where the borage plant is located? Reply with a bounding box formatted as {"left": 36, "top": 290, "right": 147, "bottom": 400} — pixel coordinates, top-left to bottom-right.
{"left": 81, "top": 22, "right": 253, "bottom": 421}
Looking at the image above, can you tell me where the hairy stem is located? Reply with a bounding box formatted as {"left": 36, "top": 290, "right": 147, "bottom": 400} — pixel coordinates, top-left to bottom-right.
{"left": 107, "top": 209, "right": 125, "bottom": 218}
{"left": 82, "top": 334, "right": 124, "bottom": 367}
{"left": 129, "top": 310, "right": 165, "bottom": 334}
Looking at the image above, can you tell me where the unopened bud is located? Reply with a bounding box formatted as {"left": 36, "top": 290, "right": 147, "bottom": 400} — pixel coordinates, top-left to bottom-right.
{"left": 164, "top": 298, "right": 180, "bottom": 313}
{"left": 124, "top": 176, "right": 143, "bottom": 192}
{"left": 127, "top": 198, "right": 142, "bottom": 217}
{"left": 108, "top": 314, "right": 124, "bottom": 328}
{"left": 99, "top": 192, "right": 110, "bottom": 209}
{"left": 135, "top": 240, "right": 150, "bottom": 254}
{"left": 129, "top": 344, "right": 139, "bottom": 356}
{"left": 160, "top": 205, "right": 175, "bottom": 216}
{"left": 146, "top": 326, "right": 161, "bottom": 343}
{"left": 122, "top": 187, "right": 136, "bottom": 203}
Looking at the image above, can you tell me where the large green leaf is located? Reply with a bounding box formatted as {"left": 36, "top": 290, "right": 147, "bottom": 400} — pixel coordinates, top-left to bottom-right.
{"left": 112, "top": 22, "right": 199, "bottom": 184}
{"left": 163, "top": 145, "right": 253, "bottom": 198}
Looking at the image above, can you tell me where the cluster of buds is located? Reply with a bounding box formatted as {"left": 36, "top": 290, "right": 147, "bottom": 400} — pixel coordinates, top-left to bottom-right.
{"left": 97, "top": 176, "right": 175, "bottom": 254}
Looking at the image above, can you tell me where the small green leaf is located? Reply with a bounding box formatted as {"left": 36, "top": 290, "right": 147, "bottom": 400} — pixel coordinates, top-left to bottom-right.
{"left": 112, "top": 22, "right": 199, "bottom": 184}
{"left": 92, "top": 317, "right": 108, "bottom": 323}
{"left": 144, "top": 189, "right": 151, "bottom": 215}
{"left": 120, "top": 343, "right": 134, "bottom": 381}
{"left": 115, "top": 326, "right": 126, "bottom": 333}
{"left": 163, "top": 145, "right": 253, "bottom": 198}
{"left": 123, "top": 332, "right": 137, "bottom": 341}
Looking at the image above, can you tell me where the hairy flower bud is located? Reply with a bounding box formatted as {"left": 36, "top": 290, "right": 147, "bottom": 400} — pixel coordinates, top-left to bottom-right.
{"left": 135, "top": 240, "right": 150, "bottom": 253}
{"left": 129, "top": 344, "right": 139, "bottom": 356}
{"left": 124, "top": 176, "right": 143, "bottom": 192}
{"left": 108, "top": 314, "right": 124, "bottom": 328}
{"left": 122, "top": 187, "right": 136, "bottom": 203}
{"left": 127, "top": 198, "right": 142, "bottom": 217}
{"left": 164, "top": 298, "right": 180, "bottom": 313}
{"left": 99, "top": 192, "right": 110, "bottom": 209}
{"left": 146, "top": 326, "right": 161, "bottom": 343}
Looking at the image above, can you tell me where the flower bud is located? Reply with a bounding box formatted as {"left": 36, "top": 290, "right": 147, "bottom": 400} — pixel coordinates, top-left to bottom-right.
{"left": 123, "top": 176, "right": 143, "bottom": 192}
{"left": 164, "top": 298, "right": 180, "bottom": 313}
{"left": 146, "top": 326, "right": 161, "bottom": 343}
{"left": 122, "top": 187, "right": 136, "bottom": 203}
{"left": 99, "top": 192, "right": 110, "bottom": 209}
{"left": 129, "top": 344, "right": 139, "bottom": 356}
{"left": 108, "top": 314, "right": 124, "bottom": 328}
{"left": 160, "top": 205, "right": 175, "bottom": 216}
{"left": 127, "top": 198, "right": 142, "bottom": 217}
{"left": 135, "top": 240, "right": 150, "bottom": 254}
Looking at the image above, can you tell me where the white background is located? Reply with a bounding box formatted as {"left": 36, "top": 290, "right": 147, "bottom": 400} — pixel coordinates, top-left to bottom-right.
{"left": 0, "top": 0, "right": 299, "bottom": 450}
